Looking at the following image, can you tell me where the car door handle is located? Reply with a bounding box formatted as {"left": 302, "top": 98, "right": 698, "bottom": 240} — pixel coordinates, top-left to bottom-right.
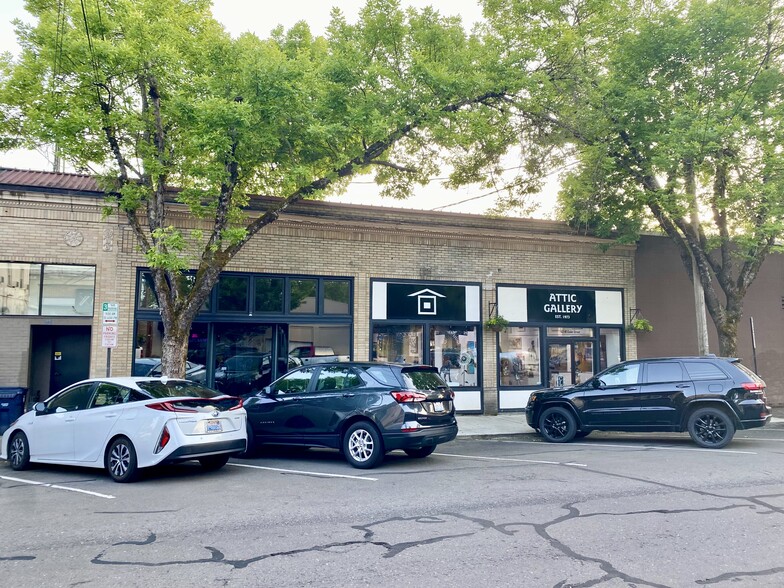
{"left": 676, "top": 384, "right": 691, "bottom": 389}
{"left": 65, "top": 417, "right": 77, "bottom": 422}
{"left": 624, "top": 387, "right": 638, "bottom": 391}
{"left": 342, "top": 393, "right": 355, "bottom": 398}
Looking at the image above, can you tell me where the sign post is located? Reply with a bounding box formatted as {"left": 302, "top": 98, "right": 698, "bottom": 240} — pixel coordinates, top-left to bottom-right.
{"left": 101, "top": 302, "right": 119, "bottom": 377}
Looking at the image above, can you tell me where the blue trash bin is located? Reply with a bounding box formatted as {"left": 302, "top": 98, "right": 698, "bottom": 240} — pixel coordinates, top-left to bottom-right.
{"left": 0, "top": 387, "right": 28, "bottom": 436}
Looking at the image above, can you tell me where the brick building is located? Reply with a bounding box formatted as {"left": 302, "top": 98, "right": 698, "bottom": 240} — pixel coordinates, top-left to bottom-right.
{"left": 0, "top": 167, "right": 710, "bottom": 413}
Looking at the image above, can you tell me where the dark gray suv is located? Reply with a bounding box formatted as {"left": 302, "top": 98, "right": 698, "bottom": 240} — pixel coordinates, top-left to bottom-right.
{"left": 242, "top": 363, "right": 458, "bottom": 468}
{"left": 526, "top": 356, "right": 771, "bottom": 448}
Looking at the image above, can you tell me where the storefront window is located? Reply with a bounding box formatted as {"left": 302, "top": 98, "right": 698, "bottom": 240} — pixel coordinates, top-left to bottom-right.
{"left": 217, "top": 275, "right": 249, "bottom": 312}
{"left": 599, "top": 328, "right": 623, "bottom": 371}
{"left": 372, "top": 324, "right": 423, "bottom": 365}
{"left": 0, "top": 262, "right": 41, "bottom": 315}
{"left": 430, "top": 325, "right": 478, "bottom": 387}
{"left": 213, "top": 323, "right": 273, "bottom": 394}
{"left": 324, "top": 280, "right": 350, "bottom": 314}
{"left": 254, "top": 277, "right": 284, "bottom": 313}
{"left": 137, "top": 271, "right": 210, "bottom": 312}
{"left": 41, "top": 265, "right": 95, "bottom": 316}
{"left": 134, "top": 321, "right": 208, "bottom": 384}
{"left": 290, "top": 279, "right": 317, "bottom": 313}
{"left": 288, "top": 324, "right": 351, "bottom": 362}
{"left": 498, "top": 326, "right": 541, "bottom": 387}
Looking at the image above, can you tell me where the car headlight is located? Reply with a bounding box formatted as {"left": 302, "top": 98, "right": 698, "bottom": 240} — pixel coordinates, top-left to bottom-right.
{"left": 528, "top": 393, "right": 537, "bottom": 405}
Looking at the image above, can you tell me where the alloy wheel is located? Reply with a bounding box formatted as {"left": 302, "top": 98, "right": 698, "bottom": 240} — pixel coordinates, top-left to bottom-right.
{"left": 10, "top": 435, "right": 26, "bottom": 468}
{"left": 543, "top": 412, "right": 569, "bottom": 440}
{"left": 693, "top": 413, "right": 728, "bottom": 445}
{"left": 348, "top": 428, "right": 375, "bottom": 463}
{"left": 109, "top": 442, "right": 131, "bottom": 478}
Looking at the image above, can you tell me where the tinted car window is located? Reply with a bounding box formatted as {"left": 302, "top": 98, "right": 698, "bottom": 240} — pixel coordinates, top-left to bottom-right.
{"left": 401, "top": 368, "right": 448, "bottom": 391}
{"left": 316, "top": 366, "right": 361, "bottom": 391}
{"left": 48, "top": 384, "right": 95, "bottom": 412}
{"left": 599, "top": 362, "right": 641, "bottom": 386}
{"left": 683, "top": 361, "right": 728, "bottom": 381}
{"left": 272, "top": 368, "right": 316, "bottom": 395}
{"left": 731, "top": 361, "right": 764, "bottom": 383}
{"left": 136, "top": 380, "right": 221, "bottom": 398}
{"left": 645, "top": 362, "right": 685, "bottom": 383}
{"left": 90, "top": 383, "right": 126, "bottom": 407}
{"left": 364, "top": 365, "right": 400, "bottom": 387}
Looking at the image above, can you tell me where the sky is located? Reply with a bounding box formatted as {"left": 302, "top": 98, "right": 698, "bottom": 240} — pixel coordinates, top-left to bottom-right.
{"left": 0, "top": 0, "right": 559, "bottom": 217}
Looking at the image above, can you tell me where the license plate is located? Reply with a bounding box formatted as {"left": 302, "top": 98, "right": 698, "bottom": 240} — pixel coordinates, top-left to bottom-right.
{"left": 432, "top": 402, "right": 444, "bottom": 412}
{"left": 206, "top": 419, "right": 222, "bottom": 433}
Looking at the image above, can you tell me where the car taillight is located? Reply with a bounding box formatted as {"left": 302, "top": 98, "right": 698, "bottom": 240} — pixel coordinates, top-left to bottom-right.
{"left": 391, "top": 391, "right": 428, "bottom": 403}
{"left": 741, "top": 382, "right": 765, "bottom": 391}
{"left": 146, "top": 401, "right": 198, "bottom": 413}
{"left": 155, "top": 425, "right": 171, "bottom": 454}
{"left": 229, "top": 398, "right": 244, "bottom": 411}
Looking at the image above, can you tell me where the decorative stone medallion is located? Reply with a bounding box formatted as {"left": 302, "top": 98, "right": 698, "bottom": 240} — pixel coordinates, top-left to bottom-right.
{"left": 64, "top": 230, "right": 84, "bottom": 247}
{"left": 102, "top": 228, "right": 114, "bottom": 252}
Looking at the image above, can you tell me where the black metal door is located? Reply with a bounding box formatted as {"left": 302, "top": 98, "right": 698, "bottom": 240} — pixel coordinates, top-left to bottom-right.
{"left": 49, "top": 326, "right": 91, "bottom": 393}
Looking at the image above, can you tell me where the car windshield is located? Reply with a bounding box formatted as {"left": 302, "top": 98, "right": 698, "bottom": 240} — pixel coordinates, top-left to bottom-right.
{"left": 400, "top": 368, "right": 448, "bottom": 391}
{"left": 136, "top": 380, "right": 223, "bottom": 398}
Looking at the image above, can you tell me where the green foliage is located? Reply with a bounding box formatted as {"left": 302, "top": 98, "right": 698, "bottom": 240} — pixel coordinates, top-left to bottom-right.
{"left": 484, "top": 314, "right": 510, "bottom": 331}
{"left": 626, "top": 318, "right": 653, "bottom": 333}
{"left": 0, "top": 0, "right": 516, "bottom": 375}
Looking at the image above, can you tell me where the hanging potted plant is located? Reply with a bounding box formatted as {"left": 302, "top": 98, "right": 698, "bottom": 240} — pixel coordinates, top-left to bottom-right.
{"left": 626, "top": 317, "right": 654, "bottom": 333}
{"left": 484, "top": 315, "right": 510, "bottom": 332}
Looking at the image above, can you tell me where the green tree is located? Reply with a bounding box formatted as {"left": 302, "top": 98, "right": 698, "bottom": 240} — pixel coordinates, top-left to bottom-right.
{"left": 484, "top": 0, "right": 784, "bottom": 355}
{"left": 1, "top": 0, "right": 514, "bottom": 376}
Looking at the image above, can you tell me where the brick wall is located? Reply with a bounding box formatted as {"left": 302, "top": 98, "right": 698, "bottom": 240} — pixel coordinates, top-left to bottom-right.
{"left": 1, "top": 189, "right": 637, "bottom": 413}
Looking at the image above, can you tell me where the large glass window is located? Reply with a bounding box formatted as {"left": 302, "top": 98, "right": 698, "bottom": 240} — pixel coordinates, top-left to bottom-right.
{"left": 288, "top": 324, "right": 351, "bottom": 363}
{"left": 599, "top": 328, "right": 623, "bottom": 370}
{"left": 498, "top": 327, "right": 541, "bottom": 387}
{"left": 430, "top": 325, "right": 478, "bottom": 387}
{"left": 324, "top": 280, "right": 350, "bottom": 314}
{"left": 136, "top": 271, "right": 210, "bottom": 312}
{"left": 372, "top": 324, "right": 423, "bottom": 365}
{"left": 290, "top": 279, "right": 317, "bottom": 313}
{"left": 1, "top": 262, "right": 95, "bottom": 317}
{"left": 0, "top": 262, "right": 41, "bottom": 315}
{"left": 213, "top": 323, "right": 273, "bottom": 394}
{"left": 217, "top": 275, "right": 249, "bottom": 312}
{"left": 255, "top": 277, "right": 284, "bottom": 313}
{"left": 41, "top": 265, "right": 96, "bottom": 316}
{"left": 134, "top": 321, "right": 208, "bottom": 385}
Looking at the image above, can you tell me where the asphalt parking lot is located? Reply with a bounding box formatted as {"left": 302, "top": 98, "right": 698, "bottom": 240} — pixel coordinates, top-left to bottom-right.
{"left": 3, "top": 428, "right": 784, "bottom": 587}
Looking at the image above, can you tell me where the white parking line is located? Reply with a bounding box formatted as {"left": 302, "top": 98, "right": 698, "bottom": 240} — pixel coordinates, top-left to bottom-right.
{"left": 229, "top": 463, "right": 378, "bottom": 481}
{"left": 1, "top": 475, "right": 115, "bottom": 499}
{"left": 499, "top": 440, "right": 758, "bottom": 455}
{"left": 434, "top": 452, "right": 587, "bottom": 467}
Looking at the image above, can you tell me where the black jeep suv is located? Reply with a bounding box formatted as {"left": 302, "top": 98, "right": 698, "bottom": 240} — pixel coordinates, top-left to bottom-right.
{"left": 526, "top": 356, "right": 771, "bottom": 448}
{"left": 241, "top": 363, "right": 458, "bottom": 468}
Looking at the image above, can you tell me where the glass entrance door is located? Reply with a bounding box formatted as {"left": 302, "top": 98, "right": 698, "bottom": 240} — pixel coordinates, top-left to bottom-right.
{"left": 547, "top": 340, "right": 595, "bottom": 387}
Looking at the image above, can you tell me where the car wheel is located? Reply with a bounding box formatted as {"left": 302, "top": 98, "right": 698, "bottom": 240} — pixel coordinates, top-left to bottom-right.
{"left": 404, "top": 446, "right": 436, "bottom": 458}
{"left": 106, "top": 437, "right": 139, "bottom": 483}
{"left": 9, "top": 432, "right": 30, "bottom": 471}
{"left": 199, "top": 454, "right": 230, "bottom": 471}
{"left": 343, "top": 421, "right": 384, "bottom": 469}
{"left": 538, "top": 406, "right": 577, "bottom": 443}
{"left": 687, "top": 407, "right": 735, "bottom": 449}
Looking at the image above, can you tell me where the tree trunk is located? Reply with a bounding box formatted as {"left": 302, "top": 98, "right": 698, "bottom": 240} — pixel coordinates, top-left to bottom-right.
{"left": 160, "top": 326, "right": 189, "bottom": 379}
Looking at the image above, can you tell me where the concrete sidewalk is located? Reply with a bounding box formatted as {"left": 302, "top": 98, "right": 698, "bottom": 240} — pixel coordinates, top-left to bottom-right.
{"left": 456, "top": 412, "right": 784, "bottom": 438}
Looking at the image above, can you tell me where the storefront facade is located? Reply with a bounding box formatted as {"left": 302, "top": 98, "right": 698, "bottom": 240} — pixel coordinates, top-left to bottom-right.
{"left": 0, "top": 169, "right": 641, "bottom": 413}
{"left": 494, "top": 285, "right": 625, "bottom": 411}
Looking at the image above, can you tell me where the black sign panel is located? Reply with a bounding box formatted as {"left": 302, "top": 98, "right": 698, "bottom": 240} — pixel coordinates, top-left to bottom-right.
{"left": 386, "top": 283, "right": 466, "bottom": 321}
{"left": 527, "top": 288, "right": 596, "bottom": 324}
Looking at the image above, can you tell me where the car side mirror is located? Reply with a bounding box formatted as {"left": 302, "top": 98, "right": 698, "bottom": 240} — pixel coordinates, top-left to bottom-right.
{"left": 34, "top": 401, "right": 47, "bottom": 413}
{"left": 592, "top": 378, "right": 605, "bottom": 390}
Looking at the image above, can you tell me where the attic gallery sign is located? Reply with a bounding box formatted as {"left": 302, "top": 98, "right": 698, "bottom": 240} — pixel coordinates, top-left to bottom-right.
{"left": 527, "top": 288, "right": 596, "bottom": 324}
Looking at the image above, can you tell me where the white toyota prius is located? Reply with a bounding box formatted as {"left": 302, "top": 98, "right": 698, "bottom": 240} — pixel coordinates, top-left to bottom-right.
{"left": 0, "top": 377, "right": 247, "bottom": 482}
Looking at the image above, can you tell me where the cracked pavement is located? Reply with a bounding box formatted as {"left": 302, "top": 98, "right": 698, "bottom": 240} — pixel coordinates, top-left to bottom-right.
{"left": 2, "top": 430, "right": 784, "bottom": 587}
